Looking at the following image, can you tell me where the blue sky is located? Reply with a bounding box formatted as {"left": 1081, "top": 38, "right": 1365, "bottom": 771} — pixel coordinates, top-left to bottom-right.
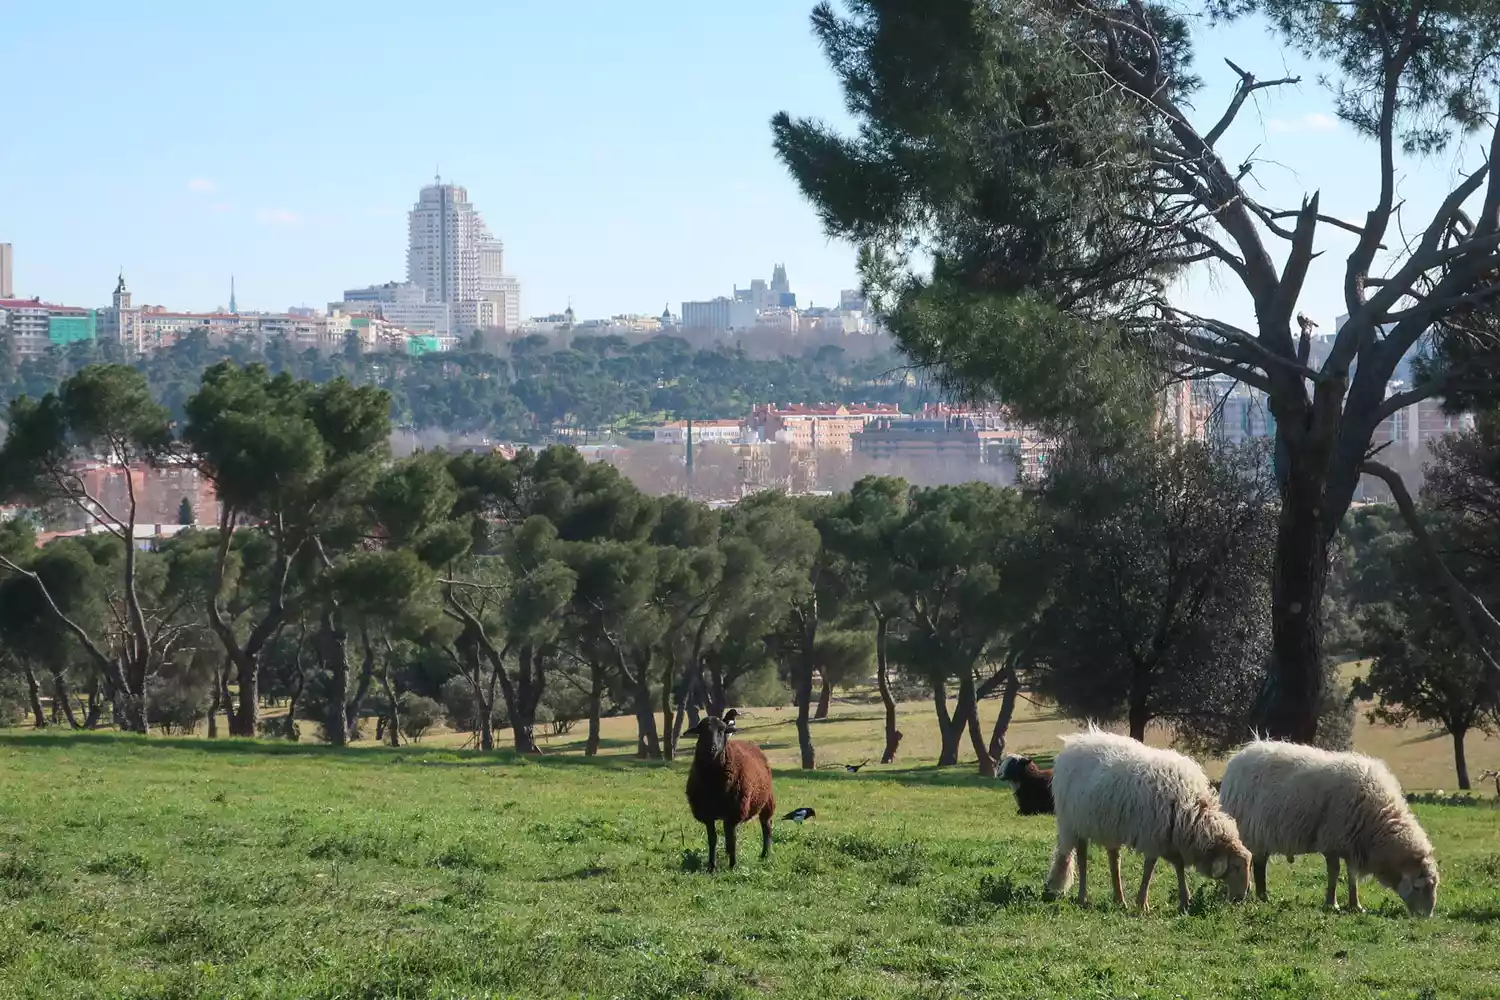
{"left": 0, "top": 2, "right": 1487, "bottom": 331}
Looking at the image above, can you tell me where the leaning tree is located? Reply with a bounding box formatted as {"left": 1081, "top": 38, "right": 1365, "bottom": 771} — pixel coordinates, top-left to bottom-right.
{"left": 775, "top": 0, "right": 1500, "bottom": 740}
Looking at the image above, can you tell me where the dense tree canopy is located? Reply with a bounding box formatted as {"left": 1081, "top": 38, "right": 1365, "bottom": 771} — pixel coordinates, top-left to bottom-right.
{"left": 2, "top": 330, "right": 929, "bottom": 440}
{"left": 775, "top": 0, "right": 1500, "bottom": 741}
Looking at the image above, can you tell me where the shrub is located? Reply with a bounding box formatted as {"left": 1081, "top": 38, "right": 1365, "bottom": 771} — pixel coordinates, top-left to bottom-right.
{"left": 398, "top": 692, "right": 443, "bottom": 742}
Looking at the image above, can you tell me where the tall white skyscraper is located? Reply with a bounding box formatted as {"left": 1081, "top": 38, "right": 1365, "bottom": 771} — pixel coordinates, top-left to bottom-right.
{"left": 407, "top": 178, "right": 485, "bottom": 305}
{"left": 0, "top": 243, "right": 13, "bottom": 298}
{"left": 406, "top": 178, "right": 520, "bottom": 331}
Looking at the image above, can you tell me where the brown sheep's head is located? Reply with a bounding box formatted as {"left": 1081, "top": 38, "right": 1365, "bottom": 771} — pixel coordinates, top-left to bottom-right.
{"left": 1381, "top": 857, "right": 1440, "bottom": 918}
{"left": 684, "top": 712, "right": 736, "bottom": 759}
{"left": 997, "top": 755, "right": 1034, "bottom": 785}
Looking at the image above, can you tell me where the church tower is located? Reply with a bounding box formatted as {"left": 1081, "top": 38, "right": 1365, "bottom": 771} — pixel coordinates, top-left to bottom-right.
{"left": 113, "top": 272, "right": 132, "bottom": 311}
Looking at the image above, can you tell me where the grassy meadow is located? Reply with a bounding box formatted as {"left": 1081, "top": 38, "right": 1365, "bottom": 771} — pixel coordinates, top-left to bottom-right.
{"left": 2, "top": 694, "right": 1500, "bottom": 998}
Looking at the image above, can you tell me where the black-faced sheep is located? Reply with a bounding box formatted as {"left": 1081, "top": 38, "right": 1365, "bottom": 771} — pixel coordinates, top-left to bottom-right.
{"left": 1218, "top": 739, "right": 1440, "bottom": 916}
{"left": 1045, "top": 726, "right": 1251, "bottom": 913}
{"left": 684, "top": 711, "right": 775, "bottom": 873}
{"left": 998, "top": 754, "right": 1054, "bottom": 815}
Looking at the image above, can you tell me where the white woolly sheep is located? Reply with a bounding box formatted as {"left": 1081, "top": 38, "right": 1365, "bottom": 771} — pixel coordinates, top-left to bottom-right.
{"left": 1044, "top": 726, "right": 1250, "bottom": 913}
{"left": 1218, "top": 739, "right": 1439, "bottom": 916}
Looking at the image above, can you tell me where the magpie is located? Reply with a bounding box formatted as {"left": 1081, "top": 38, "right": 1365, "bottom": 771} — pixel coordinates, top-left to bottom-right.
{"left": 845, "top": 759, "right": 870, "bottom": 773}
{"left": 783, "top": 807, "right": 816, "bottom": 824}
{"left": 722, "top": 708, "right": 739, "bottom": 732}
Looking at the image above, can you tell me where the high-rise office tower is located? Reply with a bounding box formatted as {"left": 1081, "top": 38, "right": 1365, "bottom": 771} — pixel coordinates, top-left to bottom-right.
{"left": 407, "top": 176, "right": 485, "bottom": 305}
{"left": 0, "top": 243, "right": 13, "bottom": 298}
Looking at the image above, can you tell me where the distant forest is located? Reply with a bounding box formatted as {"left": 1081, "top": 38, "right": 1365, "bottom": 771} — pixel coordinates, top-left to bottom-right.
{"left": 0, "top": 327, "right": 938, "bottom": 442}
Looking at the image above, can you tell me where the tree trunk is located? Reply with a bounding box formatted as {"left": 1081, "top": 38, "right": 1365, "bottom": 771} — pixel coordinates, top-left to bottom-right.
{"left": 382, "top": 664, "right": 401, "bottom": 748}
{"left": 1453, "top": 728, "right": 1471, "bottom": 790}
{"left": 586, "top": 659, "right": 603, "bottom": 757}
{"left": 670, "top": 667, "right": 698, "bottom": 752}
{"left": 795, "top": 632, "right": 817, "bottom": 770}
{"left": 511, "top": 646, "right": 542, "bottom": 754}
{"left": 988, "top": 669, "right": 1021, "bottom": 762}
{"left": 954, "top": 671, "right": 994, "bottom": 775}
{"left": 284, "top": 667, "right": 304, "bottom": 742}
{"left": 815, "top": 673, "right": 832, "bottom": 719}
{"left": 875, "top": 618, "right": 901, "bottom": 764}
{"left": 661, "top": 655, "right": 676, "bottom": 760}
{"left": 966, "top": 695, "right": 997, "bottom": 777}
{"left": 934, "top": 676, "right": 964, "bottom": 767}
{"left": 52, "top": 673, "right": 81, "bottom": 729}
{"left": 318, "top": 612, "right": 351, "bottom": 747}
{"left": 345, "top": 631, "right": 377, "bottom": 741}
{"left": 22, "top": 663, "right": 47, "bottom": 729}
{"left": 459, "top": 636, "right": 495, "bottom": 753}
{"left": 206, "top": 677, "right": 219, "bottom": 738}
{"left": 82, "top": 675, "right": 102, "bottom": 729}
{"left": 229, "top": 652, "right": 260, "bottom": 737}
{"left": 1262, "top": 474, "right": 1330, "bottom": 743}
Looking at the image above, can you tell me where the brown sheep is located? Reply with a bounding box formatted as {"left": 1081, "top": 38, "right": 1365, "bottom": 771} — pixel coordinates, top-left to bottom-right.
{"left": 998, "top": 754, "right": 1054, "bottom": 815}
{"left": 684, "top": 711, "right": 775, "bottom": 873}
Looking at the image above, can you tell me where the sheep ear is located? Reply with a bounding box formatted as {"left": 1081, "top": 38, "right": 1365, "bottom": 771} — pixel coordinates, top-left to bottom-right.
{"left": 1211, "top": 856, "right": 1229, "bottom": 878}
{"left": 684, "top": 723, "right": 701, "bottom": 737}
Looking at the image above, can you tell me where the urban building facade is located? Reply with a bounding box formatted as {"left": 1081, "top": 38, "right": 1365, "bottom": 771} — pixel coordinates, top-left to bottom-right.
{"left": 748, "top": 403, "right": 901, "bottom": 453}
{"left": 0, "top": 298, "right": 97, "bottom": 359}
{"left": 405, "top": 178, "right": 521, "bottom": 334}
{"left": 681, "top": 296, "right": 756, "bottom": 333}
{"left": 652, "top": 419, "right": 747, "bottom": 445}
{"left": 334, "top": 281, "right": 452, "bottom": 334}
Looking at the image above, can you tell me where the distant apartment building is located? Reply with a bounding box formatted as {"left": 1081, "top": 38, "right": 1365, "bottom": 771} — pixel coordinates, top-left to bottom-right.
{"left": 904, "top": 403, "right": 1058, "bottom": 478}
{"left": 1372, "top": 386, "right": 1475, "bottom": 454}
{"left": 681, "top": 296, "right": 757, "bottom": 333}
{"left": 748, "top": 403, "right": 901, "bottom": 453}
{"left": 652, "top": 419, "right": 747, "bottom": 445}
{"left": 334, "top": 281, "right": 452, "bottom": 335}
{"left": 0, "top": 243, "right": 13, "bottom": 298}
{"left": 70, "top": 458, "right": 221, "bottom": 530}
{"left": 1159, "top": 379, "right": 1212, "bottom": 442}
{"left": 0, "top": 298, "right": 96, "bottom": 359}
{"left": 854, "top": 415, "right": 993, "bottom": 463}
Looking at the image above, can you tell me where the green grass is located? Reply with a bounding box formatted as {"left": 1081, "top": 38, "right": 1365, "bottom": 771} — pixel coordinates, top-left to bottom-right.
{"left": 2, "top": 734, "right": 1500, "bottom": 998}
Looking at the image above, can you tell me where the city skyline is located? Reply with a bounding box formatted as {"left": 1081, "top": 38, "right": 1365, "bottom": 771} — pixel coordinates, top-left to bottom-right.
{"left": 2, "top": 3, "right": 1492, "bottom": 331}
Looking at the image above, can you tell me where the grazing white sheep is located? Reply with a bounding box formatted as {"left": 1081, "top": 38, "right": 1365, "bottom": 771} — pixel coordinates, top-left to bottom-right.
{"left": 1218, "top": 739, "right": 1439, "bottom": 916}
{"left": 1044, "top": 726, "right": 1250, "bottom": 913}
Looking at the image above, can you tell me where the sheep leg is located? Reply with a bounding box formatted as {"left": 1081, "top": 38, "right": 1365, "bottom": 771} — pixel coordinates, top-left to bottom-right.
{"left": 1323, "top": 853, "right": 1340, "bottom": 909}
{"left": 759, "top": 810, "right": 773, "bottom": 861}
{"left": 1345, "top": 862, "right": 1362, "bottom": 913}
{"left": 1044, "top": 831, "right": 1077, "bottom": 901}
{"left": 1075, "top": 839, "right": 1089, "bottom": 905}
{"left": 1107, "top": 847, "right": 1125, "bottom": 907}
{"left": 724, "top": 820, "right": 739, "bottom": 870}
{"left": 705, "top": 822, "right": 718, "bottom": 874}
{"left": 1136, "top": 856, "right": 1158, "bottom": 912}
{"left": 1253, "top": 855, "right": 1268, "bottom": 902}
{"left": 1175, "top": 861, "right": 1191, "bottom": 915}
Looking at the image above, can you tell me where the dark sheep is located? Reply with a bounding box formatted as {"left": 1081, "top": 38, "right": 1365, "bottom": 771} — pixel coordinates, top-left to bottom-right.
{"left": 685, "top": 710, "right": 776, "bottom": 872}
{"left": 999, "top": 754, "right": 1054, "bottom": 815}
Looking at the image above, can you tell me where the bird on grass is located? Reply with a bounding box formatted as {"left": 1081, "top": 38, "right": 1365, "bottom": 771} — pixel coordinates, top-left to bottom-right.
{"left": 722, "top": 708, "right": 739, "bottom": 732}
{"left": 783, "top": 807, "right": 816, "bottom": 825}
{"left": 844, "top": 759, "right": 870, "bottom": 773}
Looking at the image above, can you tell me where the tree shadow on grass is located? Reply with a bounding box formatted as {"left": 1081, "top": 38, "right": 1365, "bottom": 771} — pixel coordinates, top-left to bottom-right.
{"left": 0, "top": 731, "right": 1017, "bottom": 791}
{"left": 1447, "top": 904, "right": 1500, "bottom": 924}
